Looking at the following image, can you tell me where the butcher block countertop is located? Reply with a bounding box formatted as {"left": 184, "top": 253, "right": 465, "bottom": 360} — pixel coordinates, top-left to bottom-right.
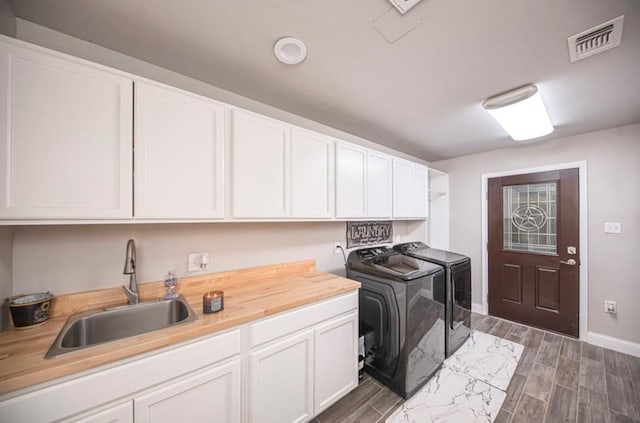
{"left": 0, "top": 260, "right": 360, "bottom": 396}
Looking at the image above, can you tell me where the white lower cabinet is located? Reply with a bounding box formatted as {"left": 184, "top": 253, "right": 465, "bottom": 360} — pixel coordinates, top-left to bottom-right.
{"left": 135, "top": 359, "right": 241, "bottom": 423}
{"left": 247, "top": 292, "right": 358, "bottom": 422}
{"left": 249, "top": 330, "right": 314, "bottom": 423}
{"left": 314, "top": 313, "right": 358, "bottom": 414}
{"left": 0, "top": 293, "right": 358, "bottom": 423}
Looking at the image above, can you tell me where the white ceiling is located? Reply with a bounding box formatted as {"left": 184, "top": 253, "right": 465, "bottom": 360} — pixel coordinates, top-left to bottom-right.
{"left": 7, "top": 0, "right": 640, "bottom": 161}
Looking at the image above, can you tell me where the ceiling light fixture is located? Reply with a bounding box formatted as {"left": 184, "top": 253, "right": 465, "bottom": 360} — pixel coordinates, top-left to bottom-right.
{"left": 274, "top": 37, "right": 307, "bottom": 65}
{"left": 482, "top": 84, "right": 554, "bottom": 141}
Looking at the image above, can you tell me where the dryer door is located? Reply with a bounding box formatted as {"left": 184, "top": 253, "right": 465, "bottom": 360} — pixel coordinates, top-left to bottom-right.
{"left": 448, "top": 260, "right": 472, "bottom": 355}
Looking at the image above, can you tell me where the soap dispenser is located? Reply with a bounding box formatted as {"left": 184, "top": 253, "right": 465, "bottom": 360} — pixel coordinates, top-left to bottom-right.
{"left": 163, "top": 267, "right": 179, "bottom": 299}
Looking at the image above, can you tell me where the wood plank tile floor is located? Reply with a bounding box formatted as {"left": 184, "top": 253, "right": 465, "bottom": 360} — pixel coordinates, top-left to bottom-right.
{"left": 314, "top": 313, "right": 640, "bottom": 423}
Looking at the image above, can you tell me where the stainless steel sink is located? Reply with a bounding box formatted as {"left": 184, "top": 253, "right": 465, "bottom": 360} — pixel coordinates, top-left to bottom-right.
{"left": 45, "top": 296, "right": 197, "bottom": 358}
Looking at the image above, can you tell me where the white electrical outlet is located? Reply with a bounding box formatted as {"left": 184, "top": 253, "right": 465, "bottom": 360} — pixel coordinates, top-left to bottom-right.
{"left": 604, "top": 300, "right": 617, "bottom": 314}
{"left": 333, "top": 242, "right": 343, "bottom": 255}
{"left": 188, "top": 252, "right": 210, "bottom": 272}
{"left": 603, "top": 222, "right": 622, "bottom": 234}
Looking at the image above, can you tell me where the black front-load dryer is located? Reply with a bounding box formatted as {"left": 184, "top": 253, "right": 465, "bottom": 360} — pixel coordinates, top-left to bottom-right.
{"left": 346, "top": 246, "right": 445, "bottom": 399}
{"left": 394, "top": 242, "right": 471, "bottom": 358}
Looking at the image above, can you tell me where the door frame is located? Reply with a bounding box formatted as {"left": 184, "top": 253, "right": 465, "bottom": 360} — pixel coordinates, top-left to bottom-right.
{"left": 481, "top": 161, "right": 588, "bottom": 340}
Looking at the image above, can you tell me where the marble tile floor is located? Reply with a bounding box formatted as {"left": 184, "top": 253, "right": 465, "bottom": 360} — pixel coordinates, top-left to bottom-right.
{"left": 314, "top": 313, "right": 640, "bottom": 423}
{"left": 386, "top": 364, "right": 507, "bottom": 423}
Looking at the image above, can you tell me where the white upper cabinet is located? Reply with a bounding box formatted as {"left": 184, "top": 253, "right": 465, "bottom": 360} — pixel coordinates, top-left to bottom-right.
{"left": 0, "top": 37, "right": 434, "bottom": 223}
{"left": 392, "top": 159, "right": 413, "bottom": 218}
{"left": 134, "top": 81, "right": 225, "bottom": 219}
{"left": 291, "top": 128, "right": 334, "bottom": 218}
{"left": 231, "top": 109, "right": 335, "bottom": 219}
{"left": 336, "top": 142, "right": 392, "bottom": 219}
{"left": 412, "top": 163, "right": 428, "bottom": 218}
{"left": 393, "top": 158, "right": 429, "bottom": 219}
{"left": 335, "top": 143, "right": 367, "bottom": 218}
{"left": 366, "top": 150, "right": 393, "bottom": 218}
{"left": 0, "top": 40, "right": 133, "bottom": 219}
{"left": 231, "top": 109, "right": 290, "bottom": 218}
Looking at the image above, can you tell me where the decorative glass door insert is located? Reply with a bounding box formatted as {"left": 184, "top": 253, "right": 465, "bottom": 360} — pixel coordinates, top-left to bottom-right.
{"left": 503, "top": 182, "right": 557, "bottom": 254}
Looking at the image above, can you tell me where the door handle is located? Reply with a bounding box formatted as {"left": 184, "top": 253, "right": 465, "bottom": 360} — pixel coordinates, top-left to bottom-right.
{"left": 559, "top": 259, "right": 577, "bottom": 266}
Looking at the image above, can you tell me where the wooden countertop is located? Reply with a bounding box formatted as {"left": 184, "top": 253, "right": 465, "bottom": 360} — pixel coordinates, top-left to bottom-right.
{"left": 0, "top": 260, "right": 360, "bottom": 396}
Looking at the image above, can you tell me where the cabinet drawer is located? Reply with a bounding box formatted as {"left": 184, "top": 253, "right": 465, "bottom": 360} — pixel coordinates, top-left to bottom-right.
{"left": 62, "top": 401, "right": 133, "bottom": 423}
{"left": 249, "top": 291, "right": 357, "bottom": 349}
{"left": 135, "top": 359, "right": 241, "bottom": 423}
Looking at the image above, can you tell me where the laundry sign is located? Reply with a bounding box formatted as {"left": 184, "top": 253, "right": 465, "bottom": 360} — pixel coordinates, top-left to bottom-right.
{"left": 346, "top": 221, "right": 393, "bottom": 248}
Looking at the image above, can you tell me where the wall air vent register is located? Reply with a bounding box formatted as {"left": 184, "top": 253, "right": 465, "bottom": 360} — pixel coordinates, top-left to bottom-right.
{"left": 387, "top": 0, "right": 423, "bottom": 14}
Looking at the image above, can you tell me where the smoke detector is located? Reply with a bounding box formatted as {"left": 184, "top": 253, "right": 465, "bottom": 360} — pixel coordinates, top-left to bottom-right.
{"left": 567, "top": 15, "right": 624, "bottom": 63}
{"left": 274, "top": 37, "right": 307, "bottom": 65}
{"left": 388, "top": 0, "right": 422, "bottom": 14}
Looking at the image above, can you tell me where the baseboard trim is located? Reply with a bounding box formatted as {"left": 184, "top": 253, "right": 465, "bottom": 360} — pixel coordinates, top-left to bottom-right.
{"left": 587, "top": 331, "right": 640, "bottom": 358}
{"left": 472, "top": 303, "right": 484, "bottom": 314}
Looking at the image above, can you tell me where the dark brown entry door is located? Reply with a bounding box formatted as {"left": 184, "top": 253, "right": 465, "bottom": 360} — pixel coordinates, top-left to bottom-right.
{"left": 488, "top": 169, "right": 579, "bottom": 337}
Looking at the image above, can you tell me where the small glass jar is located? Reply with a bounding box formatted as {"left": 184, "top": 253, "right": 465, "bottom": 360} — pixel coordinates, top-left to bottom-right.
{"left": 203, "top": 291, "right": 224, "bottom": 313}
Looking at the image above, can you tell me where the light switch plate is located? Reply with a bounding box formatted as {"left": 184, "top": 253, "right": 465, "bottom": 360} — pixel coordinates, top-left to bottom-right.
{"left": 604, "top": 222, "right": 622, "bottom": 234}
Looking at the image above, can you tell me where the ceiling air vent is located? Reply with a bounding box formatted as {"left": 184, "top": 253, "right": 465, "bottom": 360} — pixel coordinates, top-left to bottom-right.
{"left": 388, "top": 0, "right": 422, "bottom": 14}
{"left": 567, "top": 15, "right": 624, "bottom": 63}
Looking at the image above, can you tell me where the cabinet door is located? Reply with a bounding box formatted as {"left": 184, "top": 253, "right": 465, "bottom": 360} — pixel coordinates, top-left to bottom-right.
{"left": 134, "top": 81, "right": 225, "bottom": 219}
{"left": 134, "top": 359, "right": 241, "bottom": 423}
{"left": 291, "top": 128, "right": 334, "bottom": 218}
{"left": 366, "top": 151, "right": 392, "bottom": 218}
{"left": 249, "top": 330, "right": 313, "bottom": 423}
{"left": 335, "top": 142, "right": 366, "bottom": 218}
{"left": 66, "top": 402, "right": 133, "bottom": 423}
{"left": 0, "top": 42, "right": 133, "bottom": 219}
{"left": 231, "top": 109, "right": 290, "bottom": 218}
{"left": 392, "top": 158, "right": 413, "bottom": 218}
{"left": 412, "top": 163, "right": 428, "bottom": 218}
{"left": 314, "top": 312, "right": 358, "bottom": 414}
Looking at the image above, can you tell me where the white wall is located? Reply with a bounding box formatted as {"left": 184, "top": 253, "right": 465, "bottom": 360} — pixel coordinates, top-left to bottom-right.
{"left": 14, "top": 19, "right": 427, "bottom": 165}
{"left": 432, "top": 124, "right": 640, "bottom": 345}
{"left": 0, "top": 0, "right": 15, "bottom": 37}
{"left": 11, "top": 221, "right": 425, "bottom": 296}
